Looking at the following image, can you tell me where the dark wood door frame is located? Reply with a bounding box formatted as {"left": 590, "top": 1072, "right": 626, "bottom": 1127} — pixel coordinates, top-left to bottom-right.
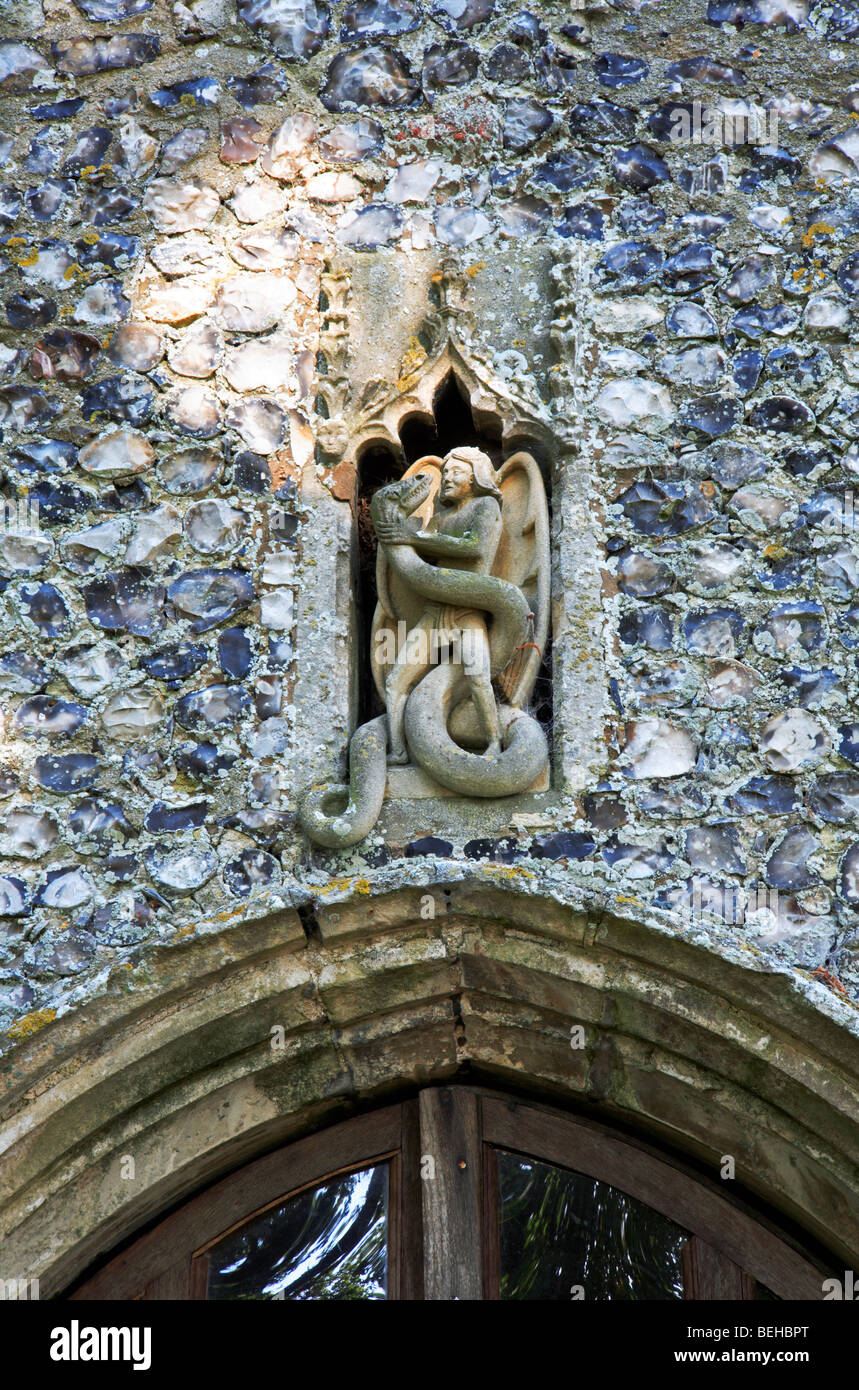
{"left": 478, "top": 1094, "right": 826, "bottom": 1300}
{"left": 69, "top": 1086, "right": 830, "bottom": 1302}
{"left": 71, "top": 1102, "right": 423, "bottom": 1301}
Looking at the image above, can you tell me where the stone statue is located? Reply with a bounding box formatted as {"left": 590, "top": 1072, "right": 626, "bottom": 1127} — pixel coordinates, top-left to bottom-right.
{"left": 299, "top": 447, "right": 550, "bottom": 848}
{"left": 376, "top": 448, "right": 506, "bottom": 766}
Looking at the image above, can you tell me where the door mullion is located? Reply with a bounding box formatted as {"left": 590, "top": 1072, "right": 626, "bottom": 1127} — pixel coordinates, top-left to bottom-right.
{"left": 419, "top": 1088, "right": 483, "bottom": 1300}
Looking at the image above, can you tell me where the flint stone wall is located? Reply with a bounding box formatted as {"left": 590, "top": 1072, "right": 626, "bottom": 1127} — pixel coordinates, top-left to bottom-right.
{"left": 0, "top": 0, "right": 858, "bottom": 1052}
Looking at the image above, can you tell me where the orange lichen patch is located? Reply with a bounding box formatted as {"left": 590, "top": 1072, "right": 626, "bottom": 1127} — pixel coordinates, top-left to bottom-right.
{"left": 317, "top": 876, "right": 371, "bottom": 896}
{"left": 801, "top": 222, "right": 835, "bottom": 248}
{"left": 398, "top": 335, "right": 427, "bottom": 387}
{"left": 268, "top": 449, "right": 298, "bottom": 490}
{"left": 811, "top": 967, "right": 851, "bottom": 1001}
{"left": 465, "top": 261, "right": 485, "bottom": 278}
{"left": 480, "top": 863, "right": 535, "bottom": 882}
{"left": 6, "top": 1008, "right": 56, "bottom": 1040}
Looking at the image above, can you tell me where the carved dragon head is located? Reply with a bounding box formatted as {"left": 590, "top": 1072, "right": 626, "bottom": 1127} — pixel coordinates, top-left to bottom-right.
{"left": 370, "top": 470, "right": 434, "bottom": 528}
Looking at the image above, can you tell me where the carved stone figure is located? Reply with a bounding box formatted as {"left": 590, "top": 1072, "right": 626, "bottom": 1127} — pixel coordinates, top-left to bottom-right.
{"left": 376, "top": 448, "right": 506, "bottom": 766}
{"left": 298, "top": 447, "right": 550, "bottom": 848}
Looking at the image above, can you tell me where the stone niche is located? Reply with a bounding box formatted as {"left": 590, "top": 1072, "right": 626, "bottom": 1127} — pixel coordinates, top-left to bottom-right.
{"left": 292, "top": 243, "right": 607, "bottom": 848}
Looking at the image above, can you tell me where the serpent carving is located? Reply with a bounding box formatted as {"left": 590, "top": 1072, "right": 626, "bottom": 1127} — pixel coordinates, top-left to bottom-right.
{"left": 299, "top": 449, "right": 550, "bottom": 848}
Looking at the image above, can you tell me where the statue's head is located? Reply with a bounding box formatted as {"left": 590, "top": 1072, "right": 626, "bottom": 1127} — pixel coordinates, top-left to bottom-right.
{"left": 440, "top": 447, "right": 502, "bottom": 504}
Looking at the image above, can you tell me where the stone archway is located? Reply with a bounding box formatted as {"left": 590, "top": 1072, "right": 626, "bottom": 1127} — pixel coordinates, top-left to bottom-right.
{"left": 1, "top": 880, "right": 857, "bottom": 1296}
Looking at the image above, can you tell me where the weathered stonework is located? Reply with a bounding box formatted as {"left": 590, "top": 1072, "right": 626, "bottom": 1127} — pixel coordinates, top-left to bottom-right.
{"left": 1, "top": 879, "right": 858, "bottom": 1294}
{"left": 1, "top": 0, "right": 859, "bottom": 1290}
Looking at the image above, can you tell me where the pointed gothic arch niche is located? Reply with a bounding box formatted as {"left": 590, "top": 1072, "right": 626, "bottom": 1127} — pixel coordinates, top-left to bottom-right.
{"left": 354, "top": 369, "right": 554, "bottom": 748}
{"left": 399, "top": 372, "right": 502, "bottom": 465}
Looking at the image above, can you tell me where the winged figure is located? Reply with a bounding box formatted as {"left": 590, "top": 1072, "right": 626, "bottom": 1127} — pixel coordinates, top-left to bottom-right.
{"left": 299, "top": 447, "right": 550, "bottom": 848}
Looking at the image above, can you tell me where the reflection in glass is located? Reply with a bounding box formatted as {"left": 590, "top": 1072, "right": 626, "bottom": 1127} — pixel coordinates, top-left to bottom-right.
{"left": 207, "top": 1164, "right": 388, "bottom": 1300}
{"left": 498, "top": 1151, "right": 688, "bottom": 1300}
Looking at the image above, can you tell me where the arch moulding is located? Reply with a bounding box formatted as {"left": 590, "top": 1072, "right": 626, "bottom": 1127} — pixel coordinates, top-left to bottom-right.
{"left": 1, "top": 879, "right": 858, "bottom": 1296}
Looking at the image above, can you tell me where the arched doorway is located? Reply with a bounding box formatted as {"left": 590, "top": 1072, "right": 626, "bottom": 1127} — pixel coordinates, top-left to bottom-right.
{"left": 3, "top": 885, "right": 858, "bottom": 1299}
{"left": 69, "top": 1086, "right": 830, "bottom": 1301}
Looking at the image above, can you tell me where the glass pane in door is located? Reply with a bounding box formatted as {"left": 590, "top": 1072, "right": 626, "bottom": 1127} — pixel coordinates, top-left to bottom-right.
{"left": 498, "top": 1151, "right": 688, "bottom": 1300}
{"left": 207, "top": 1164, "right": 389, "bottom": 1300}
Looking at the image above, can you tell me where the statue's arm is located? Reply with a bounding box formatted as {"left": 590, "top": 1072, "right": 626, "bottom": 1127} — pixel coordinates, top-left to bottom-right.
{"left": 409, "top": 528, "right": 482, "bottom": 560}
{"left": 375, "top": 497, "right": 501, "bottom": 560}
{"left": 410, "top": 498, "right": 501, "bottom": 562}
